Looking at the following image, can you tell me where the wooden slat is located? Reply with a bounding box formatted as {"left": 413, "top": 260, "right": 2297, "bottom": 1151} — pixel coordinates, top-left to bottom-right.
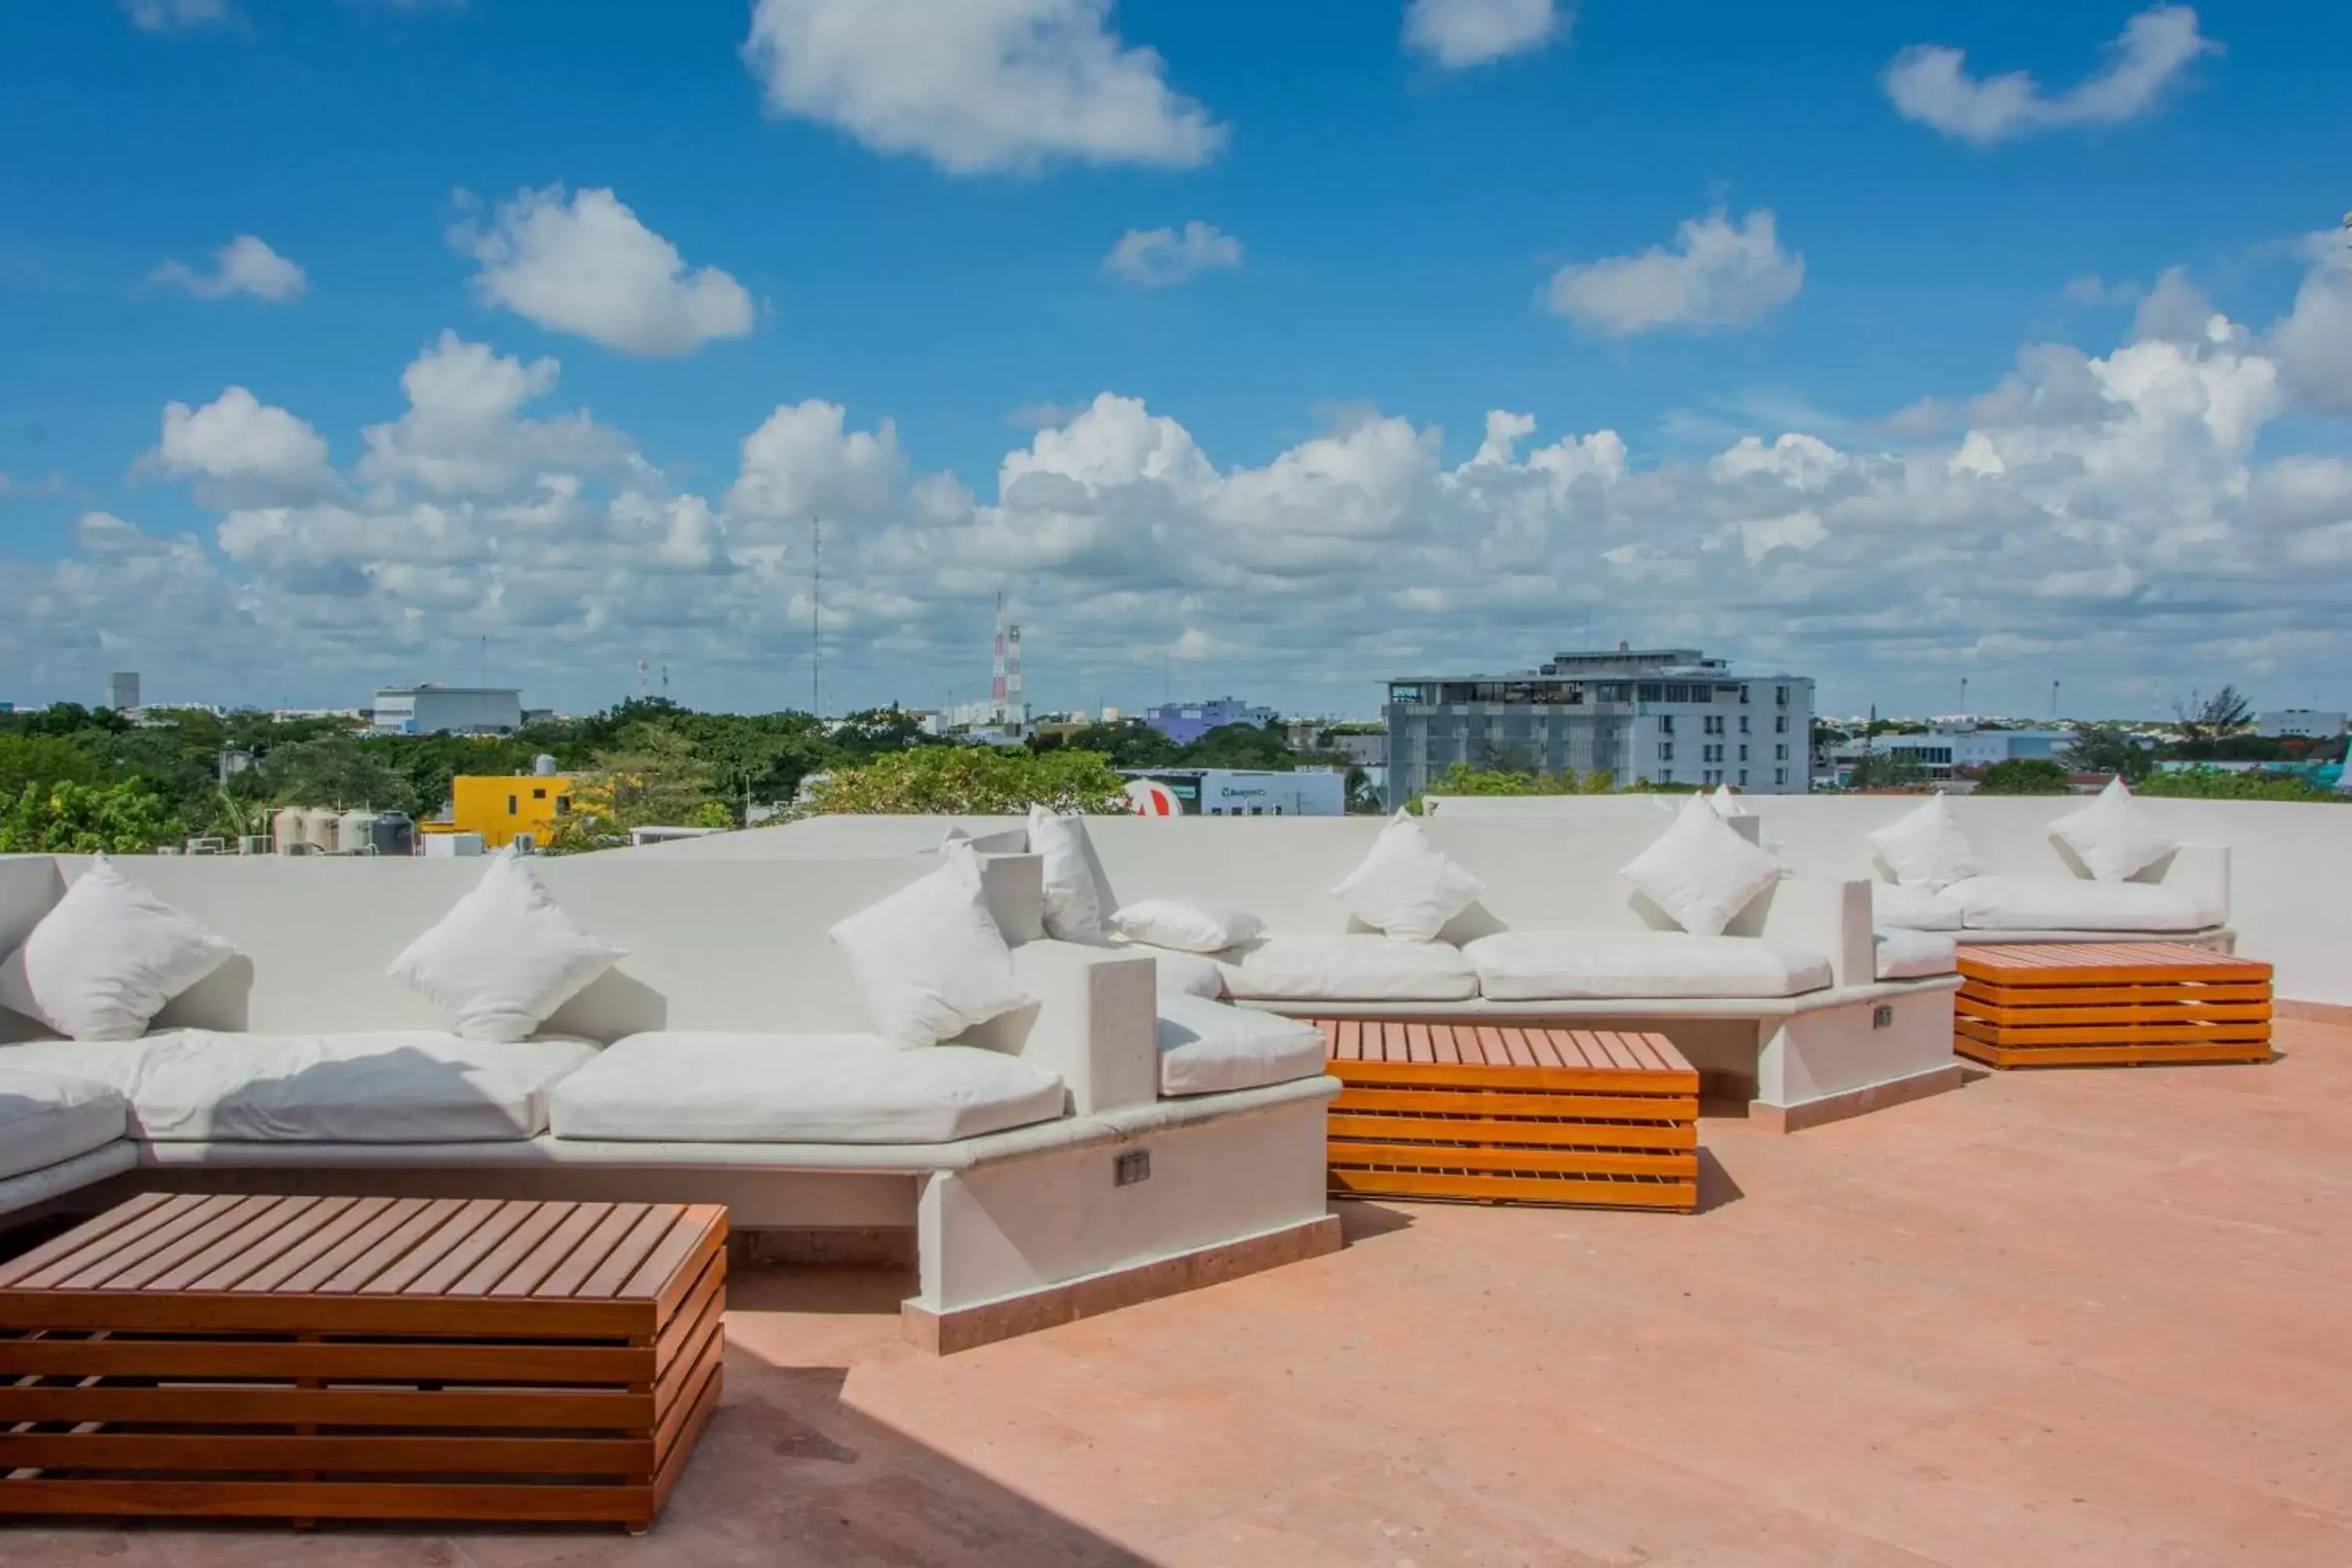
{"left": 448, "top": 1200, "right": 569, "bottom": 1297}
{"left": 1325, "top": 1141, "right": 1696, "bottom": 1178}
{"left": 34, "top": 1195, "right": 244, "bottom": 1290}
{"left": 0, "top": 1192, "right": 176, "bottom": 1289}
{"left": 655, "top": 1257, "right": 726, "bottom": 1377}
{"left": 318, "top": 1199, "right": 470, "bottom": 1294}
{"left": 1958, "top": 980, "right": 2271, "bottom": 1008}
{"left": 1956, "top": 1017, "right": 2270, "bottom": 1047}
{"left": 575, "top": 1206, "right": 682, "bottom": 1301}
{"left": 648, "top": 1210, "right": 729, "bottom": 1320}
{"left": 278, "top": 1197, "right": 433, "bottom": 1293}
{"left": 0, "top": 1288, "right": 657, "bottom": 1338}
{"left": 488, "top": 1203, "right": 615, "bottom": 1299}
{"left": 1959, "top": 999, "right": 2271, "bottom": 1027}
{"left": 363, "top": 1197, "right": 510, "bottom": 1296}
{"left": 1334, "top": 1085, "right": 1700, "bottom": 1120}
{"left": 93, "top": 1196, "right": 294, "bottom": 1292}
{"left": 1956, "top": 1037, "right": 2271, "bottom": 1069}
{"left": 1328, "top": 1113, "right": 1698, "bottom": 1151}
{"left": 1429, "top": 1024, "right": 1462, "bottom": 1065}
{"left": 0, "top": 1432, "right": 652, "bottom": 1479}
{"left": 619, "top": 1208, "right": 717, "bottom": 1303}
{"left": 0, "top": 1336, "right": 652, "bottom": 1385}
{"left": 187, "top": 1196, "right": 363, "bottom": 1292}
{"left": 0, "top": 1479, "right": 659, "bottom": 1524}
{"left": 0, "top": 1384, "right": 652, "bottom": 1430}
{"left": 1330, "top": 1167, "right": 1695, "bottom": 1209}
{"left": 534, "top": 1202, "right": 651, "bottom": 1299}
{"left": 1331, "top": 1058, "right": 1700, "bottom": 1095}
{"left": 399, "top": 1200, "right": 540, "bottom": 1296}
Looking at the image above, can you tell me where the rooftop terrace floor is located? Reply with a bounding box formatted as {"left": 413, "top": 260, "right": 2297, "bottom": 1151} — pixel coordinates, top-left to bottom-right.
{"left": 16, "top": 1017, "right": 2352, "bottom": 1566}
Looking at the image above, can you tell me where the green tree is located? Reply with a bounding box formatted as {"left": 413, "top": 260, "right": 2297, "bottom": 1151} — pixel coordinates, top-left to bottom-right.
{"left": 1406, "top": 762, "right": 1611, "bottom": 813}
{"left": 1975, "top": 757, "right": 2075, "bottom": 795}
{"left": 1846, "top": 749, "right": 1927, "bottom": 789}
{"left": 2136, "top": 766, "right": 2339, "bottom": 802}
{"left": 546, "top": 724, "right": 730, "bottom": 851}
{"left": 0, "top": 779, "right": 186, "bottom": 853}
{"left": 2060, "top": 723, "right": 2152, "bottom": 783}
{"left": 263, "top": 736, "right": 419, "bottom": 814}
{"left": 2174, "top": 684, "right": 2256, "bottom": 754}
{"left": 808, "top": 746, "right": 1129, "bottom": 815}
{"left": 0, "top": 735, "right": 102, "bottom": 800}
{"left": 1059, "top": 721, "right": 1182, "bottom": 769}
{"left": 1185, "top": 720, "right": 1296, "bottom": 771}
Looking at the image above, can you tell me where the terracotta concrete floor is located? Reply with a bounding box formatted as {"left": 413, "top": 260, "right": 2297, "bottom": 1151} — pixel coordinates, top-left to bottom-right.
{"left": 13, "top": 1018, "right": 2352, "bottom": 1566}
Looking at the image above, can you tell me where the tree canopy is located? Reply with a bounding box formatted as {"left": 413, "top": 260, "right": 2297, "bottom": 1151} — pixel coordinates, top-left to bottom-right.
{"left": 1974, "top": 757, "right": 2074, "bottom": 795}
{"left": 808, "top": 746, "right": 1130, "bottom": 815}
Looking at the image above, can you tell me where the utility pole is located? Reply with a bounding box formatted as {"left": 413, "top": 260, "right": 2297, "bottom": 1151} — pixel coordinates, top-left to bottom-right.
{"left": 811, "top": 517, "right": 822, "bottom": 720}
{"left": 2051, "top": 680, "right": 2060, "bottom": 720}
{"left": 1959, "top": 675, "right": 1968, "bottom": 718}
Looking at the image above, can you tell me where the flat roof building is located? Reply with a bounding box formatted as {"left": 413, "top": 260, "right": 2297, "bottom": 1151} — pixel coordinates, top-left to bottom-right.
{"left": 1146, "top": 697, "right": 1278, "bottom": 746}
{"left": 372, "top": 684, "right": 523, "bottom": 737}
{"left": 2256, "top": 709, "right": 2347, "bottom": 739}
{"left": 1383, "top": 644, "right": 1815, "bottom": 808}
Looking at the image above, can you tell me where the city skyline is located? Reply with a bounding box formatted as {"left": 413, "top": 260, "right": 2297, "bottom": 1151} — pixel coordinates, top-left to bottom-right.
{"left": 2, "top": 2, "right": 2349, "bottom": 720}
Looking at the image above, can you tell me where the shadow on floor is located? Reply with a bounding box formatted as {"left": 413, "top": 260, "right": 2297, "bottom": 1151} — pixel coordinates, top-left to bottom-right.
{"left": 1330, "top": 1197, "right": 1417, "bottom": 1243}
{"left": 1693, "top": 1148, "right": 1745, "bottom": 1214}
{"left": 726, "top": 1263, "right": 912, "bottom": 1316}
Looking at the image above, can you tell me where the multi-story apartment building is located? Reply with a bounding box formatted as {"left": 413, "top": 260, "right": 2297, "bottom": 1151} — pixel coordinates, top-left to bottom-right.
{"left": 1381, "top": 645, "right": 1816, "bottom": 809}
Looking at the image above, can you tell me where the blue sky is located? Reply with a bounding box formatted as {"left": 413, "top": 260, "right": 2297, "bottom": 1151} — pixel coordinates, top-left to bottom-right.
{"left": 2, "top": 0, "right": 2348, "bottom": 722}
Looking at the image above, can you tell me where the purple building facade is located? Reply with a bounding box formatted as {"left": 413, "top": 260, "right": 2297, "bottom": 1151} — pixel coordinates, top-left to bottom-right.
{"left": 1145, "top": 696, "right": 1279, "bottom": 745}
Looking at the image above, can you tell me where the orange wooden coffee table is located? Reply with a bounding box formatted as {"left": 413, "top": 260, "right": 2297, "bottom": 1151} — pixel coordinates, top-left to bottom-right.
{"left": 0, "top": 1193, "right": 724, "bottom": 1530}
{"left": 1308, "top": 1020, "right": 1699, "bottom": 1210}
{"left": 1955, "top": 942, "right": 2273, "bottom": 1069}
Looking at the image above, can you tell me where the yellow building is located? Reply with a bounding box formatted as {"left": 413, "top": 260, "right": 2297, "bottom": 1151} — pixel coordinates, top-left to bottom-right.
{"left": 443, "top": 772, "right": 575, "bottom": 848}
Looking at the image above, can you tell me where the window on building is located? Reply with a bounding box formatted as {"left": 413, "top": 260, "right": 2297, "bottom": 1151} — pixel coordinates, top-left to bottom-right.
{"left": 1775, "top": 715, "right": 1788, "bottom": 733}
{"left": 506, "top": 794, "right": 517, "bottom": 815}
{"left": 1638, "top": 683, "right": 1663, "bottom": 702}
{"left": 1740, "top": 684, "right": 1751, "bottom": 704}
{"left": 1739, "top": 744, "right": 1748, "bottom": 761}
{"left": 1739, "top": 769, "right": 1749, "bottom": 786}
{"left": 1661, "top": 768, "right": 1675, "bottom": 783}
{"left": 1739, "top": 715, "right": 1750, "bottom": 734}
{"left": 532, "top": 787, "right": 546, "bottom": 800}
{"left": 1776, "top": 744, "right": 1788, "bottom": 760}
{"left": 1777, "top": 685, "right": 1791, "bottom": 706}
{"left": 555, "top": 796, "right": 571, "bottom": 813}
{"left": 1776, "top": 768, "right": 1788, "bottom": 786}
{"left": 1658, "top": 742, "right": 1674, "bottom": 760}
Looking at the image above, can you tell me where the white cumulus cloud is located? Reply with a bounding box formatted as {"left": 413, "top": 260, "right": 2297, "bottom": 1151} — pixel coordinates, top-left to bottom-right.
{"left": 122, "top": 0, "right": 231, "bottom": 31}
{"left": 148, "top": 387, "right": 336, "bottom": 506}
{"left": 1405, "top": 0, "right": 1563, "bottom": 68}
{"left": 453, "top": 187, "right": 755, "bottom": 358}
{"left": 1102, "top": 222, "right": 1243, "bottom": 287}
{"left": 1547, "top": 209, "right": 1803, "bottom": 337}
{"left": 725, "top": 401, "right": 907, "bottom": 526}
{"left": 152, "top": 235, "right": 307, "bottom": 303}
{"left": 358, "top": 331, "right": 633, "bottom": 497}
{"left": 741, "top": 0, "right": 1226, "bottom": 175}
{"left": 1885, "top": 5, "right": 2217, "bottom": 144}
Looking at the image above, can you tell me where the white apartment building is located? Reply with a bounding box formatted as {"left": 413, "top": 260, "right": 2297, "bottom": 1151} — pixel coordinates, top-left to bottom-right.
{"left": 1382, "top": 645, "right": 1815, "bottom": 809}
{"left": 2255, "top": 709, "right": 2347, "bottom": 739}
{"left": 371, "top": 684, "right": 523, "bottom": 736}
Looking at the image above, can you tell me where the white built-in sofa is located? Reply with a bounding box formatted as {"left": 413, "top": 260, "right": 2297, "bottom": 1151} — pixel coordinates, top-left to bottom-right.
{"left": 0, "top": 849, "right": 1340, "bottom": 1353}
{"left": 644, "top": 812, "right": 1968, "bottom": 1132}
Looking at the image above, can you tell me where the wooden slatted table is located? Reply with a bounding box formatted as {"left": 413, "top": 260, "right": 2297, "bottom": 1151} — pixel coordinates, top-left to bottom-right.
{"left": 1955, "top": 942, "right": 2274, "bottom": 1069}
{"left": 0, "top": 1193, "right": 726, "bottom": 1530}
{"left": 1310, "top": 1022, "right": 1700, "bottom": 1211}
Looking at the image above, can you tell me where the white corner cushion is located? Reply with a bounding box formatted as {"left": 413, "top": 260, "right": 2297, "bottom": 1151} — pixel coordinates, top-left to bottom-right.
{"left": 1115, "top": 942, "right": 1225, "bottom": 998}
{"left": 1865, "top": 794, "right": 1980, "bottom": 891}
{"left": 1708, "top": 784, "right": 1748, "bottom": 819}
{"left": 388, "top": 851, "right": 626, "bottom": 1044}
{"left": 1216, "top": 933, "right": 1478, "bottom": 1003}
{"left": 549, "top": 1032, "right": 1065, "bottom": 1144}
{"left": 0, "top": 857, "right": 236, "bottom": 1042}
{"left": 1330, "top": 811, "right": 1486, "bottom": 943}
{"left": 1871, "top": 881, "right": 1964, "bottom": 931}
{"left": 829, "top": 841, "right": 1033, "bottom": 1048}
{"left": 1874, "top": 927, "right": 1958, "bottom": 981}
{"left": 0, "top": 1031, "right": 598, "bottom": 1142}
{"left": 1154, "top": 996, "right": 1327, "bottom": 1097}
{"left": 1464, "top": 930, "right": 1833, "bottom": 1001}
{"left": 1109, "top": 896, "right": 1263, "bottom": 955}
{"left": 2049, "top": 776, "right": 2176, "bottom": 881}
{"left": 0, "top": 1063, "right": 129, "bottom": 1180}
{"left": 1622, "top": 794, "right": 1786, "bottom": 937}
{"left": 1940, "top": 876, "right": 2211, "bottom": 933}
{"left": 1026, "top": 805, "right": 1108, "bottom": 942}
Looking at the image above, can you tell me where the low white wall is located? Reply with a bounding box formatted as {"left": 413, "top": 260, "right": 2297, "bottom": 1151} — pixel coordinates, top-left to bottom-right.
{"left": 1428, "top": 794, "right": 2352, "bottom": 1005}
{"left": 0, "top": 849, "right": 1047, "bottom": 1044}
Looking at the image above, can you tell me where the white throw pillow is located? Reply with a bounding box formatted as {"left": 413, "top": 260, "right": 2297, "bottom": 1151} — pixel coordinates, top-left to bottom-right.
{"left": 0, "top": 857, "right": 236, "bottom": 1041}
{"left": 1330, "top": 811, "right": 1486, "bottom": 943}
{"left": 1116, "top": 942, "right": 1225, "bottom": 998}
{"left": 829, "top": 842, "right": 1033, "bottom": 1048}
{"left": 1622, "top": 794, "right": 1786, "bottom": 937}
{"left": 2049, "top": 776, "right": 2174, "bottom": 881}
{"left": 388, "top": 851, "right": 627, "bottom": 1043}
{"left": 1865, "top": 794, "right": 1980, "bottom": 890}
{"left": 1108, "top": 897, "right": 1262, "bottom": 954}
{"left": 1025, "top": 804, "right": 1107, "bottom": 942}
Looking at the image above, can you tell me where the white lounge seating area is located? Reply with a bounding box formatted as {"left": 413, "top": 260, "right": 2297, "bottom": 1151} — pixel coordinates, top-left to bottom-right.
{"left": 643, "top": 801, "right": 1969, "bottom": 1132}
{"left": 0, "top": 847, "right": 1340, "bottom": 1352}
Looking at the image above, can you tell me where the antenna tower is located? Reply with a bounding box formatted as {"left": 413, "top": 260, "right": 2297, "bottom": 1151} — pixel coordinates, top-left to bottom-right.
{"left": 811, "top": 517, "right": 823, "bottom": 718}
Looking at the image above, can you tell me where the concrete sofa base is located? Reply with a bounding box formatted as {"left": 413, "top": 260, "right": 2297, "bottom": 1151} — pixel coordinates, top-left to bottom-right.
{"left": 904, "top": 1212, "right": 1343, "bottom": 1355}
{"left": 1940, "top": 925, "right": 2234, "bottom": 953}
{"left": 1250, "top": 977, "right": 1963, "bottom": 1134}
{"left": 27, "top": 1076, "right": 1343, "bottom": 1355}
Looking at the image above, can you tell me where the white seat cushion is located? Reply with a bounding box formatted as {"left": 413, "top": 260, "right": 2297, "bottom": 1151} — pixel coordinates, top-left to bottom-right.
{"left": 1941, "top": 875, "right": 2211, "bottom": 933}
{"left": 1115, "top": 942, "right": 1225, "bottom": 998}
{"left": 1155, "top": 996, "right": 1327, "bottom": 1096}
{"left": 1463, "top": 930, "right": 1833, "bottom": 1000}
{"left": 0, "top": 1031, "right": 597, "bottom": 1142}
{"left": 0, "top": 1063, "right": 129, "bottom": 1180}
{"left": 1874, "top": 927, "right": 1958, "bottom": 980}
{"left": 1216, "top": 934, "right": 1478, "bottom": 1002}
{"left": 1027, "top": 807, "right": 1108, "bottom": 942}
{"left": 549, "top": 1032, "right": 1065, "bottom": 1144}
{"left": 1871, "top": 882, "right": 1964, "bottom": 931}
